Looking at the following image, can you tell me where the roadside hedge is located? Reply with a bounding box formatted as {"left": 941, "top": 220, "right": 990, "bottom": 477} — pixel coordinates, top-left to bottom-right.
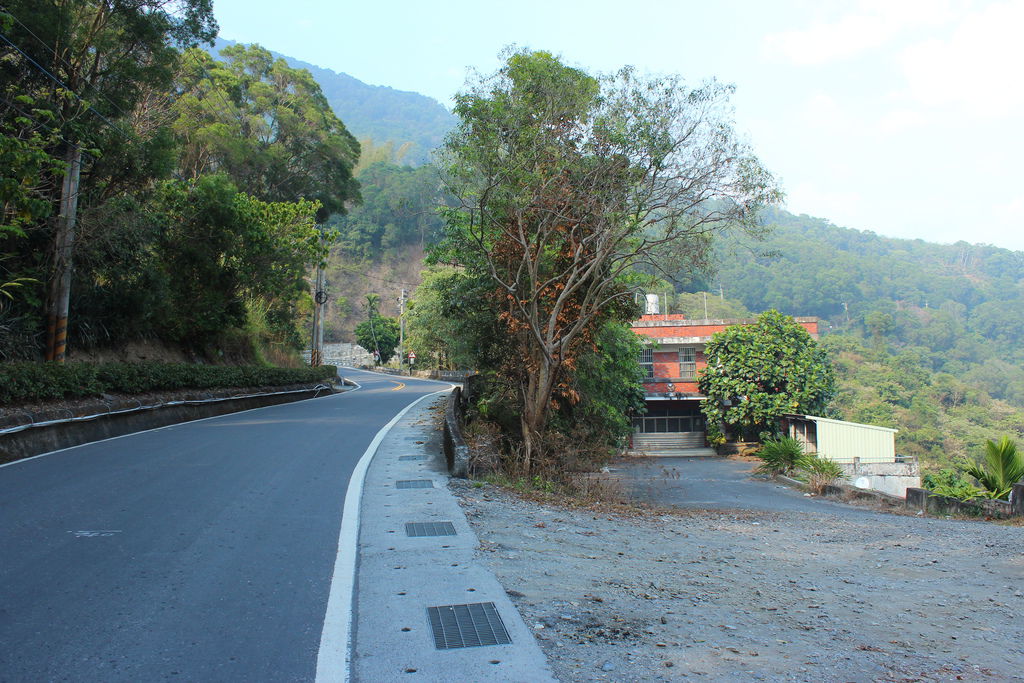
{"left": 0, "top": 362, "right": 338, "bottom": 405}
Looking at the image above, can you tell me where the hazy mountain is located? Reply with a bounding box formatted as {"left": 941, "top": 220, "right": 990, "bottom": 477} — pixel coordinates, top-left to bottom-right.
{"left": 210, "top": 38, "right": 455, "bottom": 165}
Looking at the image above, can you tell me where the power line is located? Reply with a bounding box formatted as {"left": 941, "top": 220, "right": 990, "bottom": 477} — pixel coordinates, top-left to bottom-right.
{"left": 183, "top": 46, "right": 238, "bottom": 120}
{"left": 331, "top": 263, "right": 419, "bottom": 288}
{"left": 0, "top": 30, "right": 133, "bottom": 141}
{"left": 0, "top": 94, "right": 96, "bottom": 160}
{"left": 0, "top": 4, "right": 132, "bottom": 121}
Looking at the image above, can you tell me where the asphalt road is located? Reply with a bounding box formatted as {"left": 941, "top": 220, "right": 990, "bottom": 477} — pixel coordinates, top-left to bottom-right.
{"left": 0, "top": 368, "right": 446, "bottom": 682}
{"left": 613, "top": 456, "right": 888, "bottom": 517}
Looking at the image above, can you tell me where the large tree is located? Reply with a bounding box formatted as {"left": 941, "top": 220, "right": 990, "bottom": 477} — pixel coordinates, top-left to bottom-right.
{"left": 699, "top": 310, "right": 835, "bottom": 442}
{"left": 173, "top": 44, "right": 360, "bottom": 219}
{"left": 0, "top": 0, "right": 217, "bottom": 360}
{"left": 437, "top": 49, "right": 780, "bottom": 470}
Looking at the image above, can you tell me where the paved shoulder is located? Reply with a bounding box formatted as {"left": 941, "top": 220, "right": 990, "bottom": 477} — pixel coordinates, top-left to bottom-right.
{"left": 351, "top": 396, "right": 555, "bottom": 682}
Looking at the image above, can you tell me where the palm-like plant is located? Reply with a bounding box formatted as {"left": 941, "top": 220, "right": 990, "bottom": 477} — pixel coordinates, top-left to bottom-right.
{"left": 964, "top": 436, "right": 1024, "bottom": 501}
{"left": 755, "top": 437, "right": 809, "bottom": 476}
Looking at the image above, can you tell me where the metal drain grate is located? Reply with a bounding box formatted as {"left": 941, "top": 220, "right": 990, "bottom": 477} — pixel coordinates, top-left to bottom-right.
{"left": 427, "top": 602, "right": 511, "bottom": 649}
{"left": 399, "top": 455, "right": 427, "bottom": 462}
{"left": 405, "top": 521, "right": 457, "bottom": 537}
{"left": 396, "top": 479, "right": 434, "bottom": 489}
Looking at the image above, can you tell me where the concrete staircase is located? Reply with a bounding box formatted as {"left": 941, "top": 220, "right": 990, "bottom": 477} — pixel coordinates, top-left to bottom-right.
{"left": 630, "top": 432, "right": 717, "bottom": 457}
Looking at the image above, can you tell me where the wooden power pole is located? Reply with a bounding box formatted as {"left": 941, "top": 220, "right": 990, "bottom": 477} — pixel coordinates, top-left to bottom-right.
{"left": 45, "top": 144, "right": 82, "bottom": 363}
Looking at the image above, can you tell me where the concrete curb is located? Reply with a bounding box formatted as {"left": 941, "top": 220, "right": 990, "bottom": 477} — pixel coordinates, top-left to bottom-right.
{"left": 0, "top": 384, "right": 339, "bottom": 466}
{"left": 353, "top": 396, "right": 555, "bottom": 681}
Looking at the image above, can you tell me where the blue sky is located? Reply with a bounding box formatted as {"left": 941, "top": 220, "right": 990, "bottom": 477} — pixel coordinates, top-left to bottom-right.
{"left": 213, "top": 0, "right": 1024, "bottom": 251}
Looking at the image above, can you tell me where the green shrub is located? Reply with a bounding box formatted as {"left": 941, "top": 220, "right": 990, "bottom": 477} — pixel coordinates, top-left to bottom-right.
{"left": 922, "top": 468, "right": 982, "bottom": 501}
{"left": 755, "top": 437, "right": 809, "bottom": 476}
{"left": 800, "top": 456, "right": 845, "bottom": 494}
{"left": 0, "top": 362, "right": 337, "bottom": 404}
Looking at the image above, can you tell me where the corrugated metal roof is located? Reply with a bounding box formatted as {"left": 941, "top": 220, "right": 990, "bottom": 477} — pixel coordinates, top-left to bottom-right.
{"left": 793, "top": 414, "right": 899, "bottom": 434}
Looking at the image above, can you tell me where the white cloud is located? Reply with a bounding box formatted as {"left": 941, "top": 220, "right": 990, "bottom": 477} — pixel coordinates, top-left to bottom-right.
{"left": 763, "top": 0, "right": 960, "bottom": 65}
{"left": 900, "top": 0, "right": 1024, "bottom": 118}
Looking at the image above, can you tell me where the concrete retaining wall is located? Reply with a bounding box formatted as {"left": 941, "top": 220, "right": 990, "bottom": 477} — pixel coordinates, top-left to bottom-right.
{"left": 840, "top": 461, "right": 921, "bottom": 498}
{"left": 905, "top": 484, "right": 1024, "bottom": 518}
{"left": 0, "top": 387, "right": 335, "bottom": 466}
{"left": 442, "top": 386, "right": 469, "bottom": 478}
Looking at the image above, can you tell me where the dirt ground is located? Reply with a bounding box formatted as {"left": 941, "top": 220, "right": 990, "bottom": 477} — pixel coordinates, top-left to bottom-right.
{"left": 450, "top": 477, "right": 1024, "bottom": 682}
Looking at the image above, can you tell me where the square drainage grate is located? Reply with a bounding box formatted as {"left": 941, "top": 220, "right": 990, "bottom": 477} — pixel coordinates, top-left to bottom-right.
{"left": 395, "top": 479, "right": 434, "bottom": 489}
{"left": 405, "top": 521, "right": 457, "bottom": 537}
{"left": 398, "top": 455, "right": 427, "bottom": 462}
{"left": 427, "top": 602, "right": 512, "bottom": 649}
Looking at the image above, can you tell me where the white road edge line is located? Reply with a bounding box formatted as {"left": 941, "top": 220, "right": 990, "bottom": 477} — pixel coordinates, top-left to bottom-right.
{"left": 315, "top": 385, "right": 455, "bottom": 683}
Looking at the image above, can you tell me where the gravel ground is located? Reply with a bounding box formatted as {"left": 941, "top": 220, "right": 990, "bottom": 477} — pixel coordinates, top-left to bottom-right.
{"left": 450, "top": 476, "right": 1024, "bottom": 682}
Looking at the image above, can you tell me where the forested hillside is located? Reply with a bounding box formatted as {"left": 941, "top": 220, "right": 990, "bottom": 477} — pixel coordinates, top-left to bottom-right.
{"left": 211, "top": 39, "right": 455, "bottom": 165}
{"left": 315, "top": 161, "right": 448, "bottom": 340}
{"left": 669, "top": 210, "right": 1024, "bottom": 469}
{"left": 1, "top": 5, "right": 360, "bottom": 366}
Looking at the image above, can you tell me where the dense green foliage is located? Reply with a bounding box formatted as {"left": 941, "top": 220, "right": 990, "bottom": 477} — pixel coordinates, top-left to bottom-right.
{"left": 0, "top": 3, "right": 355, "bottom": 362}
{"left": 0, "top": 361, "right": 336, "bottom": 404}
{"left": 703, "top": 210, "right": 1024, "bottom": 383}
{"left": 922, "top": 469, "right": 983, "bottom": 500}
{"left": 354, "top": 315, "right": 400, "bottom": 364}
{"left": 823, "top": 333, "right": 1023, "bottom": 469}
{"left": 660, "top": 210, "right": 1024, "bottom": 474}
{"left": 700, "top": 311, "right": 835, "bottom": 442}
{"left": 176, "top": 44, "right": 360, "bottom": 218}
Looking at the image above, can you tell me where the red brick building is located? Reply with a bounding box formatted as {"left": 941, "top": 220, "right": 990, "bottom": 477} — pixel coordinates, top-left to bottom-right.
{"left": 630, "top": 310, "right": 819, "bottom": 453}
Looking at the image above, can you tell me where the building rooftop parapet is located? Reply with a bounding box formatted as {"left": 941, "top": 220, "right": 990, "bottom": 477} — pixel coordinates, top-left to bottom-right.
{"left": 632, "top": 316, "right": 820, "bottom": 328}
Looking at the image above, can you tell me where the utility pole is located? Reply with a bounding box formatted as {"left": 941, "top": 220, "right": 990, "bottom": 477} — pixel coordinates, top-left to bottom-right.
{"left": 310, "top": 257, "right": 326, "bottom": 366}
{"left": 45, "top": 144, "right": 82, "bottom": 363}
{"left": 703, "top": 291, "right": 709, "bottom": 319}
{"left": 398, "top": 288, "right": 407, "bottom": 370}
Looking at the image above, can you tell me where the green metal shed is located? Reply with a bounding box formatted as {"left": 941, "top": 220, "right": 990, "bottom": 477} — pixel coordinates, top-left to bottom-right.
{"left": 781, "top": 414, "right": 898, "bottom": 464}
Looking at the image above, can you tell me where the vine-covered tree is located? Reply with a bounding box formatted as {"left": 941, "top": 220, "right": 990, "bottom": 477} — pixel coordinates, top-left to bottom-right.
{"left": 436, "top": 49, "right": 780, "bottom": 471}
{"left": 699, "top": 310, "right": 835, "bottom": 442}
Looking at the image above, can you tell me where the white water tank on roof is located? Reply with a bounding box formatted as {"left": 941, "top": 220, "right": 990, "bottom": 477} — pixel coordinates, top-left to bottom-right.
{"left": 645, "top": 294, "right": 660, "bottom": 314}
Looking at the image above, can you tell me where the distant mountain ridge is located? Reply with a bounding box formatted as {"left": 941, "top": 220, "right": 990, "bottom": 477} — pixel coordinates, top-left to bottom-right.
{"left": 210, "top": 38, "right": 456, "bottom": 165}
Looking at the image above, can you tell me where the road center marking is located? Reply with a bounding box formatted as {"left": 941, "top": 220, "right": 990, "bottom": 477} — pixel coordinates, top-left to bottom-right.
{"left": 68, "top": 530, "right": 122, "bottom": 537}
{"left": 390, "top": 382, "right": 405, "bottom": 391}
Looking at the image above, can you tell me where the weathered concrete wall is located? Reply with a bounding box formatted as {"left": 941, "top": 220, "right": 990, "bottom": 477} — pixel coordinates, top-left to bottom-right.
{"left": 905, "top": 485, "right": 1024, "bottom": 518}
{"left": 841, "top": 461, "right": 921, "bottom": 498}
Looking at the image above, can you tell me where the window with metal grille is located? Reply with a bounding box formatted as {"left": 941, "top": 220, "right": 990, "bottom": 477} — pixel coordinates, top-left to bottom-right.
{"left": 639, "top": 348, "right": 654, "bottom": 379}
{"left": 679, "top": 347, "right": 696, "bottom": 379}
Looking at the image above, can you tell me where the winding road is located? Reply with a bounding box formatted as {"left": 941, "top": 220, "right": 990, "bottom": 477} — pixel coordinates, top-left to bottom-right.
{"left": 0, "top": 369, "right": 446, "bottom": 682}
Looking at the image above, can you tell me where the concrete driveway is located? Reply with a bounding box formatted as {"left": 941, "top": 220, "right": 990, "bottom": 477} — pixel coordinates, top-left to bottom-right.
{"left": 610, "top": 455, "right": 886, "bottom": 517}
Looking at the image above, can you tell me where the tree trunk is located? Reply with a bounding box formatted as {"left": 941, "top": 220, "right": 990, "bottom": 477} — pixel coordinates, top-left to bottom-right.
{"left": 45, "top": 144, "right": 82, "bottom": 363}
{"left": 519, "top": 350, "right": 558, "bottom": 474}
